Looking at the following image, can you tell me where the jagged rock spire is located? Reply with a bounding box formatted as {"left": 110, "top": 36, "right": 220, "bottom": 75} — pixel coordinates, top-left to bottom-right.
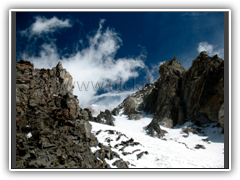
{"left": 56, "top": 61, "right": 63, "bottom": 70}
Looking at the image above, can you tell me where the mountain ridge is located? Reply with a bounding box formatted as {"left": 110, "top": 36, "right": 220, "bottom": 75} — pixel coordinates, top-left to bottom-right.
{"left": 15, "top": 50, "right": 225, "bottom": 168}
{"left": 111, "top": 51, "right": 224, "bottom": 132}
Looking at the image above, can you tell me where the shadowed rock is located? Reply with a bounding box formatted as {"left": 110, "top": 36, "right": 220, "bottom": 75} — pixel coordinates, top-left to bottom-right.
{"left": 113, "top": 52, "right": 224, "bottom": 132}
{"left": 112, "top": 159, "right": 129, "bottom": 168}
{"left": 181, "top": 52, "right": 224, "bottom": 126}
{"left": 194, "top": 144, "right": 206, "bottom": 149}
{"left": 143, "top": 56, "right": 186, "bottom": 128}
{"left": 111, "top": 107, "right": 120, "bottom": 116}
{"left": 146, "top": 119, "right": 168, "bottom": 138}
{"left": 136, "top": 151, "right": 149, "bottom": 160}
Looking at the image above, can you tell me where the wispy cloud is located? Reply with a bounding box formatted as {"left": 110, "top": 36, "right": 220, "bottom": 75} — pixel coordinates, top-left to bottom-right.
{"left": 197, "top": 42, "right": 224, "bottom": 59}
{"left": 137, "top": 44, "right": 148, "bottom": 60}
{"left": 21, "top": 19, "right": 146, "bottom": 108}
{"left": 20, "top": 16, "right": 72, "bottom": 37}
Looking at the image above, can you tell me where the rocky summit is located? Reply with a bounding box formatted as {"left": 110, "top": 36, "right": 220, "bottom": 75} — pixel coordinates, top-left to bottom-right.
{"left": 16, "top": 60, "right": 127, "bottom": 168}
{"left": 112, "top": 51, "right": 224, "bottom": 132}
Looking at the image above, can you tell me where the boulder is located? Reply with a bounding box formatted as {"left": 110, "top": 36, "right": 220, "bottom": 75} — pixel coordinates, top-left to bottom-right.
{"left": 111, "top": 107, "right": 120, "bottom": 116}
{"left": 181, "top": 127, "right": 197, "bottom": 134}
{"left": 146, "top": 119, "right": 168, "bottom": 138}
{"left": 112, "top": 159, "right": 129, "bottom": 168}
{"left": 194, "top": 144, "right": 206, "bottom": 149}
{"left": 114, "top": 138, "right": 141, "bottom": 149}
{"left": 136, "top": 151, "right": 149, "bottom": 160}
{"left": 94, "top": 109, "right": 115, "bottom": 126}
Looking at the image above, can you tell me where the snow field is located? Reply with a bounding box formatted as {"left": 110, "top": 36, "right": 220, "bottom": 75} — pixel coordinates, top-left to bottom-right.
{"left": 90, "top": 113, "right": 224, "bottom": 168}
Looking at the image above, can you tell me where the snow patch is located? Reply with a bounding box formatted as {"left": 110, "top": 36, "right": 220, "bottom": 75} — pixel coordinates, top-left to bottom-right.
{"left": 26, "top": 132, "right": 32, "bottom": 139}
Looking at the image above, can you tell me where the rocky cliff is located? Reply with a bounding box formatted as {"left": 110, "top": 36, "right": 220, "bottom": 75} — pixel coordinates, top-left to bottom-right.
{"left": 112, "top": 51, "right": 224, "bottom": 132}
{"left": 143, "top": 56, "right": 186, "bottom": 128}
{"left": 181, "top": 52, "right": 224, "bottom": 125}
{"left": 16, "top": 60, "right": 111, "bottom": 168}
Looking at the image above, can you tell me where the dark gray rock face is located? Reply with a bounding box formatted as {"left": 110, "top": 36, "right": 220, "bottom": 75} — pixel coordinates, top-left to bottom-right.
{"left": 145, "top": 52, "right": 224, "bottom": 129}
{"left": 16, "top": 60, "right": 101, "bottom": 168}
{"left": 181, "top": 52, "right": 224, "bottom": 125}
{"left": 113, "top": 51, "right": 224, "bottom": 132}
{"left": 143, "top": 56, "right": 186, "bottom": 128}
{"left": 93, "top": 109, "right": 115, "bottom": 126}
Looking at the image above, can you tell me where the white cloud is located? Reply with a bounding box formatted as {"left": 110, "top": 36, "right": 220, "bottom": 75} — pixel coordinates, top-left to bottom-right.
{"left": 90, "top": 91, "right": 135, "bottom": 103}
{"left": 22, "top": 19, "right": 145, "bottom": 108}
{"left": 197, "top": 42, "right": 213, "bottom": 53}
{"left": 90, "top": 91, "right": 135, "bottom": 110}
{"left": 197, "top": 42, "right": 224, "bottom": 59}
{"left": 21, "top": 16, "right": 72, "bottom": 37}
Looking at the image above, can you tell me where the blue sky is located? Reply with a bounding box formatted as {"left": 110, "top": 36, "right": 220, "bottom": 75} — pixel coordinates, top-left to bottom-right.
{"left": 16, "top": 11, "right": 224, "bottom": 108}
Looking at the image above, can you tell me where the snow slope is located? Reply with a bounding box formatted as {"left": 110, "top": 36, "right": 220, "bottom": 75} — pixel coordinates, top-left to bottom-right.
{"left": 90, "top": 112, "right": 224, "bottom": 168}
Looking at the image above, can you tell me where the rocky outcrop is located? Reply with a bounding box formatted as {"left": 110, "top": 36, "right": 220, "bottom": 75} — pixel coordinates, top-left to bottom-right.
{"left": 144, "top": 56, "right": 186, "bottom": 128}
{"left": 145, "top": 119, "right": 168, "bottom": 138}
{"left": 92, "top": 129, "right": 149, "bottom": 168}
{"left": 148, "top": 52, "right": 224, "bottom": 129}
{"left": 136, "top": 151, "right": 149, "bottom": 160}
{"left": 181, "top": 52, "right": 224, "bottom": 125}
{"left": 112, "top": 159, "right": 129, "bottom": 168}
{"left": 111, "top": 82, "right": 155, "bottom": 119}
{"left": 92, "top": 109, "right": 115, "bottom": 126}
{"left": 16, "top": 60, "right": 103, "bottom": 168}
{"left": 93, "top": 143, "right": 121, "bottom": 168}
{"left": 111, "top": 107, "right": 120, "bottom": 116}
{"left": 114, "top": 51, "right": 224, "bottom": 132}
